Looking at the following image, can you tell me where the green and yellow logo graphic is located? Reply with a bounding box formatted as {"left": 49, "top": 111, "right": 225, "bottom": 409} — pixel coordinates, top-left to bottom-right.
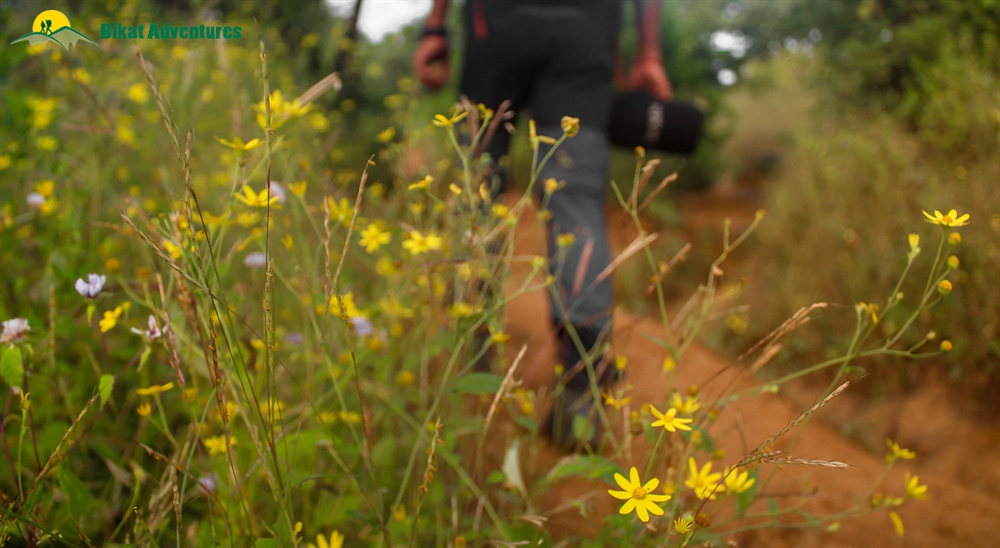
{"left": 11, "top": 10, "right": 97, "bottom": 50}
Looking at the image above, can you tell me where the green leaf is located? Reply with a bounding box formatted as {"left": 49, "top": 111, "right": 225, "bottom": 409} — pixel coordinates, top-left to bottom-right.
{"left": 486, "top": 470, "right": 505, "bottom": 484}
{"left": 98, "top": 374, "right": 114, "bottom": 407}
{"left": 254, "top": 539, "right": 280, "bottom": 548}
{"left": 545, "top": 455, "right": 622, "bottom": 485}
{"left": 513, "top": 415, "right": 537, "bottom": 433}
{"left": 1, "top": 346, "right": 23, "bottom": 389}
{"left": 450, "top": 372, "right": 503, "bottom": 395}
{"left": 735, "top": 467, "right": 760, "bottom": 517}
{"left": 58, "top": 466, "right": 96, "bottom": 518}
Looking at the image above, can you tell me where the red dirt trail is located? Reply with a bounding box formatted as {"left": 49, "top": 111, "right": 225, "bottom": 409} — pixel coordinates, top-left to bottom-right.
{"left": 490, "top": 194, "right": 1000, "bottom": 547}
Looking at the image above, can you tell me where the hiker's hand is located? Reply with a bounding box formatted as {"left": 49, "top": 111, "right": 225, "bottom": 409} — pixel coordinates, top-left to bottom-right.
{"left": 414, "top": 35, "right": 450, "bottom": 89}
{"left": 628, "top": 55, "right": 672, "bottom": 101}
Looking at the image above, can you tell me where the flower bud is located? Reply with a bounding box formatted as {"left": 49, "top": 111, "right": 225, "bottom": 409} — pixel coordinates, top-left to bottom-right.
{"left": 940, "top": 340, "right": 953, "bottom": 352}
{"left": 948, "top": 232, "right": 961, "bottom": 245}
{"left": 947, "top": 255, "right": 959, "bottom": 270}
{"left": 937, "top": 279, "right": 953, "bottom": 296}
{"left": 560, "top": 116, "right": 580, "bottom": 137}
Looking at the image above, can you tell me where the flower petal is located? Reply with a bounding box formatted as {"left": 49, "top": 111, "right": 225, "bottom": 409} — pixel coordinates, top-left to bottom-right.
{"left": 635, "top": 502, "right": 650, "bottom": 522}
{"left": 614, "top": 472, "right": 632, "bottom": 491}
{"left": 646, "top": 493, "right": 671, "bottom": 502}
{"left": 629, "top": 467, "right": 641, "bottom": 489}
{"left": 644, "top": 500, "right": 665, "bottom": 516}
{"left": 643, "top": 478, "right": 660, "bottom": 492}
{"left": 608, "top": 489, "right": 633, "bottom": 500}
{"left": 619, "top": 497, "right": 637, "bottom": 516}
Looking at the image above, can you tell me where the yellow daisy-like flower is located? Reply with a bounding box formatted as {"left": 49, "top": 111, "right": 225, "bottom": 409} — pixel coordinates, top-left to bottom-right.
{"left": 674, "top": 515, "right": 694, "bottom": 534}
{"left": 329, "top": 292, "right": 362, "bottom": 318}
{"left": 490, "top": 330, "right": 510, "bottom": 344}
{"left": 649, "top": 405, "right": 693, "bottom": 432}
{"left": 402, "top": 230, "right": 442, "bottom": 256}
{"left": 904, "top": 472, "right": 928, "bottom": 500}
{"left": 99, "top": 306, "right": 124, "bottom": 333}
{"left": 376, "top": 127, "right": 395, "bottom": 143}
{"left": 685, "top": 457, "right": 723, "bottom": 500}
{"left": 234, "top": 185, "right": 278, "bottom": 208}
{"left": 432, "top": 110, "right": 468, "bottom": 128}
{"left": 358, "top": 223, "right": 391, "bottom": 253}
{"left": 136, "top": 403, "right": 153, "bottom": 417}
{"left": 215, "top": 136, "right": 263, "bottom": 152}
{"left": 204, "top": 434, "right": 236, "bottom": 456}
{"left": 307, "top": 531, "right": 344, "bottom": 548}
{"left": 886, "top": 439, "right": 915, "bottom": 462}
{"left": 288, "top": 181, "right": 307, "bottom": 197}
{"left": 922, "top": 209, "right": 970, "bottom": 227}
{"left": 607, "top": 467, "right": 671, "bottom": 522}
{"left": 136, "top": 382, "right": 175, "bottom": 396}
{"left": 603, "top": 391, "right": 632, "bottom": 410}
{"left": 723, "top": 466, "right": 755, "bottom": 494}
{"left": 671, "top": 392, "right": 702, "bottom": 415}
{"left": 327, "top": 197, "right": 353, "bottom": 225}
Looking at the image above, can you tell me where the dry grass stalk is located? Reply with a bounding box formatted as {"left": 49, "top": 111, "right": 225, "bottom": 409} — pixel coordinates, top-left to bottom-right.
{"left": 482, "top": 345, "right": 528, "bottom": 438}
{"left": 744, "top": 381, "right": 851, "bottom": 462}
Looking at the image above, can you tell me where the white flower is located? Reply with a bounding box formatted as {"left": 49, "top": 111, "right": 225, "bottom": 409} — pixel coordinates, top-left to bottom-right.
{"left": 130, "top": 315, "right": 162, "bottom": 341}
{"left": 75, "top": 273, "right": 106, "bottom": 299}
{"left": 244, "top": 252, "right": 267, "bottom": 268}
{"left": 26, "top": 193, "right": 45, "bottom": 209}
{"left": 351, "top": 316, "right": 372, "bottom": 337}
{"left": 268, "top": 181, "right": 286, "bottom": 204}
{"left": 1, "top": 318, "right": 30, "bottom": 346}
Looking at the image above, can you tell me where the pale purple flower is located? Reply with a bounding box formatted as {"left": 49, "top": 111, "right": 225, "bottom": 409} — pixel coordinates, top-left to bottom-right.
{"left": 286, "top": 332, "right": 304, "bottom": 345}
{"left": 351, "top": 316, "right": 372, "bottom": 337}
{"left": 130, "top": 315, "right": 162, "bottom": 341}
{"left": 26, "top": 193, "right": 45, "bottom": 209}
{"left": 244, "top": 252, "right": 267, "bottom": 268}
{"left": 1, "top": 318, "right": 29, "bottom": 346}
{"left": 198, "top": 473, "right": 218, "bottom": 493}
{"left": 268, "top": 181, "right": 286, "bottom": 204}
{"left": 75, "top": 273, "right": 106, "bottom": 299}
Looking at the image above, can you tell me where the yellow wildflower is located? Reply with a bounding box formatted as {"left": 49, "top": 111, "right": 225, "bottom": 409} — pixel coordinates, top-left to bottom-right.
{"left": 449, "top": 183, "right": 463, "bottom": 196}
{"left": 556, "top": 233, "right": 575, "bottom": 248}
{"left": 723, "top": 467, "right": 755, "bottom": 494}
{"left": 100, "top": 306, "right": 124, "bottom": 333}
{"left": 685, "top": 457, "right": 722, "bottom": 500}
{"left": 607, "top": 467, "right": 671, "bottom": 523}
{"left": 671, "top": 393, "right": 702, "bottom": 415}
{"left": 288, "top": 181, "right": 307, "bottom": 197}
{"left": 358, "top": 223, "right": 391, "bottom": 253}
{"left": 432, "top": 110, "right": 467, "bottom": 128}
{"left": 402, "top": 230, "right": 442, "bottom": 255}
{"left": 329, "top": 292, "right": 362, "bottom": 318}
{"left": 490, "top": 330, "right": 510, "bottom": 344}
{"left": 127, "top": 83, "right": 149, "bottom": 104}
{"left": 949, "top": 232, "right": 961, "bottom": 245}
{"left": 35, "top": 180, "right": 54, "bottom": 197}
{"left": 35, "top": 136, "right": 57, "bottom": 151}
{"left": 204, "top": 434, "right": 236, "bottom": 456}
{"left": 376, "top": 127, "right": 395, "bottom": 143}
{"left": 396, "top": 371, "right": 415, "bottom": 386}
{"left": 543, "top": 178, "right": 565, "bottom": 194}
{"left": 235, "top": 185, "right": 278, "bottom": 208}
{"left": 886, "top": 439, "right": 916, "bottom": 462}
{"left": 603, "top": 391, "right": 632, "bottom": 410}
{"left": 947, "top": 255, "right": 959, "bottom": 270}
{"left": 136, "top": 382, "right": 174, "bottom": 396}
{"left": 904, "top": 472, "right": 928, "bottom": 500}
{"left": 858, "top": 302, "right": 880, "bottom": 324}
{"left": 940, "top": 340, "right": 953, "bottom": 352}
{"left": 136, "top": 403, "right": 152, "bottom": 417}
{"left": 649, "top": 405, "right": 693, "bottom": 432}
{"left": 674, "top": 515, "right": 694, "bottom": 534}
{"left": 327, "top": 197, "right": 353, "bottom": 225}
{"left": 663, "top": 356, "right": 676, "bottom": 372}
{"left": 307, "top": 531, "right": 344, "bottom": 548}
{"left": 215, "top": 136, "right": 263, "bottom": 152}
{"left": 922, "top": 209, "right": 970, "bottom": 227}
{"left": 408, "top": 175, "right": 433, "bottom": 190}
